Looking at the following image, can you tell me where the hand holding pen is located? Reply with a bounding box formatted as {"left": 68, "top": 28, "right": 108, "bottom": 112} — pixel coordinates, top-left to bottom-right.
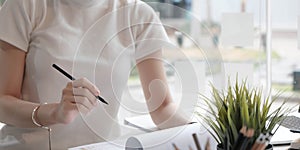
{"left": 52, "top": 64, "right": 108, "bottom": 105}
{"left": 51, "top": 64, "right": 108, "bottom": 124}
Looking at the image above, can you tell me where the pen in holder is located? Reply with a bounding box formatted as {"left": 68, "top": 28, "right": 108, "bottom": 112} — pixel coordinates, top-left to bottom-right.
{"left": 192, "top": 133, "right": 201, "bottom": 150}
{"left": 172, "top": 143, "right": 180, "bottom": 150}
{"left": 170, "top": 133, "right": 211, "bottom": 150}
{"left": 233, "top": 126, "right": 254, "bottom": 150}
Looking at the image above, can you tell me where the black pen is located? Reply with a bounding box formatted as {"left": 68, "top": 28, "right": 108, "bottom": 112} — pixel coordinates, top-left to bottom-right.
{"left": 52, "top": 64, "right": 108, "bottom": 105}
{"left": 290, "top": 129, "right": 300, "bottom": 133}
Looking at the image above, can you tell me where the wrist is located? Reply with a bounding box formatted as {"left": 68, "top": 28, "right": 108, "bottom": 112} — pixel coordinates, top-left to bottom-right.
{"left": 37, "top": 103, "right": 59, "bottom": 126}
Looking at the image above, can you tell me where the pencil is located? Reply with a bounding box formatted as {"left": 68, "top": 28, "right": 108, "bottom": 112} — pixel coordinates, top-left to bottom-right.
{"left": 233, "top": 126, "right": 247, "bottom": 150}
{"left": 172, "top": 143, "right": 180, "bottom": 150}
{"left": 52, "top": 64, "right": 109, "bottom": 105}
{"left": 240, "top": 128, "right": 254, "bottom": 150}
{"left": 205, "top": 138, "right": 211, "bottom": 150}
{"left": 192, "top": 133, "right": 202, "bottom": 150}
{"left": 253, "top": 133, "right": 265, "bottom": 150}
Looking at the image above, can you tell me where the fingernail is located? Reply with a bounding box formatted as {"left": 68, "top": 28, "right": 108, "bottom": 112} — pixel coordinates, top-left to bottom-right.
{"left": 95, "top": 90, "right": 100, "bottom": 96}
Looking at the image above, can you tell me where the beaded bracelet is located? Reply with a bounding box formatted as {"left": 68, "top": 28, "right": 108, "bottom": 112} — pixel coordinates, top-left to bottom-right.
{"left": 31, "top": 104, "right": 52, "bottom": 150}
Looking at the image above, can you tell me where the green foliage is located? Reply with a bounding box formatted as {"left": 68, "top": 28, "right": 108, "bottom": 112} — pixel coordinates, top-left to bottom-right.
{"left": 0, "top": 0, "right": 5, "bottom": 6}
{"left": 197, "top": 79, "right": 291, "bottom": 149}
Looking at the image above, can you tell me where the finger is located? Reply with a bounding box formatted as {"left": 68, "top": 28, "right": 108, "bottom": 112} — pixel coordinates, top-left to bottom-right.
{"left": 66, "top": 82, "right": 73, "bottom": 88}
{"left": 62, "top": 87, "right": 74, "bottom": 96}
{"left": 64, "top": 82, "right": 99, "bottom": 106}
{"left": 72, "top": 78, "right": 100, "bottom": 96}
{"left": 64, "top": 95, "right": 93, "bottom": 110}
{"left": 63, "top": 95, "right": 93, "bottom": 114}
{"left": 76, "top": 103, "right": 90, "bottom": 115}
{"left": 62, "top": 95, "right": 76, "bottom": 104}
{"left": 72, "top": 88, "right": 98, "bottom": 106}
{"left": 73, "top": 96, "right": 94, "bottom": 111}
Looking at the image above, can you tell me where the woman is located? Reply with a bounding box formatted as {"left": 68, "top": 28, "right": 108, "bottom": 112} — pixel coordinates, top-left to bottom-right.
{"left": 0, "top": 0, "right": 188, "bottom": 149}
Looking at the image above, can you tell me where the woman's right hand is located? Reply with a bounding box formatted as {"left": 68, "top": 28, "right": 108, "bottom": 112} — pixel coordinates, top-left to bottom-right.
{"left": 53, "top": 78, "right": 100, "bottom": 124}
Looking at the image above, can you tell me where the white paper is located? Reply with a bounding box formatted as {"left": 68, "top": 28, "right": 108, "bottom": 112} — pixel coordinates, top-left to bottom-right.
{"left": 69, "top": 123, "right": 216, "bottom": 150}
{"left": 68, "top": 140, "right": 124, "bottom": 150}
{"left": 0, "top": 123, "right": 4, "bottom": 130}
{"left": 221, "top": 13, "right": 254, "bottom": 47}
{"left": 125, "top": 123, "right": 216, "bottom": 150}
{"left": 124, "top": 115, "right": 158, "bottom": 132}
{"left": 68, "top": 142, "right": 122, "bottom": 150}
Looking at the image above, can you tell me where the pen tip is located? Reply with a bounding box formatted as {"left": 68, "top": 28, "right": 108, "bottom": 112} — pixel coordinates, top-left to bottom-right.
{"left": 97, "top": 96, "right": 109, "bottom": 105}
{"left": 102, "top": 100, "right": 108, "bottom": 105}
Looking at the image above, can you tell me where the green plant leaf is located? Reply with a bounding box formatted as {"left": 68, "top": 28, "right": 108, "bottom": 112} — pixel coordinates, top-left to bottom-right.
{"left": 197, "top": 77, "right": 291, "bottom": 148}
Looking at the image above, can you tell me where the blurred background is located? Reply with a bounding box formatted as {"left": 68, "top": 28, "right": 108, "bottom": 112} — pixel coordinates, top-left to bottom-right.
{"left": 0, "top": 0, "right": 299, "bottom": 129}
{"left": 124, "top": 0, "right": 300, "bottom": 124}
{"left": 141, "top": 0, "right": 300, "bottom": 97}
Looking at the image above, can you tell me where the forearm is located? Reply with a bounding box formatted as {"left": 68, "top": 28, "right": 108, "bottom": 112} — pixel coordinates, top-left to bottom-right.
{"left": 137, "top": 51, "right": 190, "bottom": 129}
{"left": 149, "top": 95, "right": 189, "bottom": 129}
{"left": 0, "top": 95, "right": 58, "bottom": 128}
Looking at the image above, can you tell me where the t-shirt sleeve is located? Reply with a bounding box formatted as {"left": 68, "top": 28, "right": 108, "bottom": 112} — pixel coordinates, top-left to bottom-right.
{"left": 132, "top": 1, "right": 171, "bottom": 60}
{"left": 0, "top": 0, "right": 35, "bottom": 52}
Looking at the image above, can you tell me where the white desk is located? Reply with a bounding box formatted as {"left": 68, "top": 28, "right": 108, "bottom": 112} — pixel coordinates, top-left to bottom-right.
{"left": 273, "top": 145, "right": 290, "bottom": 150}
{"left": 0, "top": 123, "right": 4, "bottom": 130}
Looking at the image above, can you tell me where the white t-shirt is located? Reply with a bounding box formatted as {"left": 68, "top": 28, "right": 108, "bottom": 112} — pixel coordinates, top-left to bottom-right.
{"left": 0, "top": 0, "right": 169, "bottom": 149}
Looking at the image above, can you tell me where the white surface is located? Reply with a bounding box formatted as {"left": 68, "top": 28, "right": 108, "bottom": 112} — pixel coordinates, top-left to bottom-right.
{"left": 271, "top": 112, "right": 300, "bottom": 145}
{"left": 69, "top": 123, "right": 216, "bottom": 150}
{"left": 125, "top": 123, "right": 216, "bottom": 150}
{"left": 221, "top": 13, "right": 254, "bottom": 47}
{"left": 68, "top": 141, "right": 124, "bottom": 150}
{"left": 0, "top": 123, "right": 4, "bottom": 130}
{"left": 124, "top": 115, "right": 158, "bottom": 132}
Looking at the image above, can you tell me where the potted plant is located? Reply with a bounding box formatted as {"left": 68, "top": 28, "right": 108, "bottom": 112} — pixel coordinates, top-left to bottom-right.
{"left": 197, "top": 79, "right": 291, "bottom": 150}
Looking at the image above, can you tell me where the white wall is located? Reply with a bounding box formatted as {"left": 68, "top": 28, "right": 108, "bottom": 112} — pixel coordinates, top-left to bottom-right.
{"left": 193, "top": 0, "right": 300, "bottom": 30}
